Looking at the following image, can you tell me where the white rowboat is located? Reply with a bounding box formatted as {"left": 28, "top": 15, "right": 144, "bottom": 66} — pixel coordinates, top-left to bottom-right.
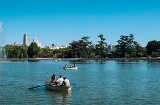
{"left": 63, "top": 66, "right": 78, "bottom": 70}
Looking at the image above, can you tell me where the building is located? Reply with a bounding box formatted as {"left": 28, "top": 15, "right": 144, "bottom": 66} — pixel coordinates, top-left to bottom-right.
{"left": 23, "top": 33, "right": 29, "bottom": 46}
{"left": 45, "top": 44, "right": 66, "bottom": 50}
{"left": 33, "top": 37, "right": 42, "bottom": 48}
{"left": 6, "top": 42, "right": 21, "bottom": 46}
{"left": 107, "top": 44, "right": 116, "bottom": 51}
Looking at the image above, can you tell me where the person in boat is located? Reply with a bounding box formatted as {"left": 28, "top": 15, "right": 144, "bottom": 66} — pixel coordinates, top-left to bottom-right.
{"left": 50, "top": 74, "right": 57, "bottom": 85}
{"left": 65, "top": 64, "right": 67, "bottom": 67}
{"left": 56, "top": 75, "right": 64, "bottom": 86}
{"left": 70, "top": 64, "right": 76, "bottom": 68}
{"left": 62, "top": 77, "right": 70, "bottom": 86}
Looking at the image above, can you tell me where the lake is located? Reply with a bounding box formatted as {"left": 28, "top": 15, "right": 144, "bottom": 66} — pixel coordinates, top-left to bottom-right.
{"left": 0, "top": 59, "right": 160, "bottom": 105}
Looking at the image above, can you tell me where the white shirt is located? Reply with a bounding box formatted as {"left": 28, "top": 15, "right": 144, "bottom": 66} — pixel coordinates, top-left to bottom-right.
{"left": 57, "top": 77, "right": 63, "bottom": 86}
{"left": 64, "top": 79, "right": 70, "bottom": 86}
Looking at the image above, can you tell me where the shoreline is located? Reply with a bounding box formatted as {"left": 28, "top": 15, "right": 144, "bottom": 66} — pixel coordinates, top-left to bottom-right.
{"left": 6, "top": 57, "right": 160, "bottom": 61}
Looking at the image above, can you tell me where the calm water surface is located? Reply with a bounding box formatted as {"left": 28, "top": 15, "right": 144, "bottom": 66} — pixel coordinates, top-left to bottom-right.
{"left": 0, "top": 60, "right": 160, "bottom": 105}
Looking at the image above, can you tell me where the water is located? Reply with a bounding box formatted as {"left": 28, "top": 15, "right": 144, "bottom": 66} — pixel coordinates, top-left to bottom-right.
{"left": 0, "top": 60, "right": 160, "bottom": 105}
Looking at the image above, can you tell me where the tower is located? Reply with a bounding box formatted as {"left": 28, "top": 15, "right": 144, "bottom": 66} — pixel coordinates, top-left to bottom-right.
{"left": 23, "top": 33, "right": 29, "bottom": 46}
{"left": 33, "top": 37, "right": 42, "bottom": 47}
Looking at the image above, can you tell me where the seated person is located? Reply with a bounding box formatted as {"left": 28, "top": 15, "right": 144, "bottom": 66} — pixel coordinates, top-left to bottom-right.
{"left": 65, "top": 64, "right": 67, "bottom": 67}
{"left": 62, "top": 77, "right": 70, "bottom": 86}
{"left": 56, "top": 75, "right": 64, "bottom": 86}
{"left": 50, "top": 74, "right": 57, "bottom": 85}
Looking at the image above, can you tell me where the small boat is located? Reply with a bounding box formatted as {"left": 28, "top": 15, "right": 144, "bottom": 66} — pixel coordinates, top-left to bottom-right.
{"left": 63, "top": 66, "right": 78, "bottom": 70}
{"left": 45, "top": 82, "right": 72, "bottom": 92}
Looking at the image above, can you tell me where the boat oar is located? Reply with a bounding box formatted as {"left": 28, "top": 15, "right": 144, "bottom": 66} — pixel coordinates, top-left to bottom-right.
{"left": 29, "top": 84, "right": 46, "bottom": 89}
{"left": 71, "top": 83, "right": 80, "bottom": 87}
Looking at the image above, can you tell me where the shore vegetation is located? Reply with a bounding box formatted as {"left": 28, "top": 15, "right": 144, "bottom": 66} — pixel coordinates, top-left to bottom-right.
{"left": 5, "top": 34, "right": 160, "bottom": 59}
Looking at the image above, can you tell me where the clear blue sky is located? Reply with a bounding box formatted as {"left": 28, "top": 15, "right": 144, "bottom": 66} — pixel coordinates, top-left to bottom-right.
{"left": 0, "top": 0, "right": 160, "bottom": 47}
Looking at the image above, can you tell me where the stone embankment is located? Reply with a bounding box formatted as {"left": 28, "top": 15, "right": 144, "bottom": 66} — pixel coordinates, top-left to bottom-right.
{"left": 7, "top": 57, "right": 160, "bottom": 61}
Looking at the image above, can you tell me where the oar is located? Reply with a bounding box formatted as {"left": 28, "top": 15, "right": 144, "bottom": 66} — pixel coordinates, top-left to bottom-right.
{"left": 71, "top": 83, "right": 80, "bottom": 87}
{"left": 29, "top": 84, "right": 46, "bottom": 89}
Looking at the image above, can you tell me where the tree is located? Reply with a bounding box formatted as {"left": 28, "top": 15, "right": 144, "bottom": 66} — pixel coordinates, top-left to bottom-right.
{"left": 134, "top": 43, "right": 146, "bottom": 57}
{"left": 68, "top": 36, "right": 93, "bottom": 58}
{"left": 5, "top": 45, "right": 14, "bottom": 58}
{"left": 52, "top": 48, "right": 69, "bottom": 58}
{"left": 146, "top": 40, "right": 160, "bottom": 55}
{"left": 116, "top": 34, "right": 139, "bottom": 58}
{"left": 69, "top": 40, "right": 83, "bottom": 58}
{"left": 151, "top": 51, "right": 159, "bottom": 57}
{"left": 116, "top": 35, "right": 127, "bottom": 57}
{"left": 52, "top": 49, "right": 61, "bottom": 58}
{"left": 5, "top": 45, "right": 27, "bottom": 58}
{"left": 127, "top": 34, "right": 135, "bottom": 57}
{"left": 39, "top": 48, "right": 53, "bottom": 58}
{"left": 80, "top": 36, "right": 92, "bottom": 58}
{"left": 27, "top": 42, "right": 40, "bottom": 58}
{"left": 20, "top": 46, "right": 28, "bottom": 58}
{"left": 97, "top": 34, "right": 107, "bottom": 58}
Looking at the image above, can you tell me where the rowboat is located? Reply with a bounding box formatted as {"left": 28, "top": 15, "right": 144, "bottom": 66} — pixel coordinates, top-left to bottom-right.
{"left": 45, "top": 82, "right": 72, "bottom": 92}
{"left": 63, "top": 66, "right": 78, "bottom": 70}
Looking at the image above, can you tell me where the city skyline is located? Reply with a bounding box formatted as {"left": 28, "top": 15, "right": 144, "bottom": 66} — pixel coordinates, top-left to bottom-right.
{"left": 6, "top": 32, "right": 67, "bottom": 48}
{"left": 1, "top": 0, "right": 160, "bottom": 47}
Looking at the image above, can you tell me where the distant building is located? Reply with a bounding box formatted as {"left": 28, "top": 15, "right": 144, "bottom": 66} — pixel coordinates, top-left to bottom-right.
{"left": 33, "top": 37, "right": 42, "bottom": 48}
{"left": 6, "top": 42, "right": 20, "bottom": 46}
{"left": 107, "top": 44, "right": 116, "bottom": 51}
{"left": 45, "top": 44, "right": 66, "bottom": 50}
{"left": 23, "top": 33, "right": 29, "bottom": 46}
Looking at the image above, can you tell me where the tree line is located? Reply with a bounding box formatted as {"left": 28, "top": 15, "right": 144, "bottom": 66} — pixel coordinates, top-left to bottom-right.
{"left": 5, "top": 34, "right": 160, "bottom": 59}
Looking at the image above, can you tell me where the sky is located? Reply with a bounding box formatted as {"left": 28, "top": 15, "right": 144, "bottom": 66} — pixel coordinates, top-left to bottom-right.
{"left": 0, "top": 0, "right": 160, "bottom": 47}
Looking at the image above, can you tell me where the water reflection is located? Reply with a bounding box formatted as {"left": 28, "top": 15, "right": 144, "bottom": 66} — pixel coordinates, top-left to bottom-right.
{"left": 47, "top": 90, "right": 72, "bottom": 104}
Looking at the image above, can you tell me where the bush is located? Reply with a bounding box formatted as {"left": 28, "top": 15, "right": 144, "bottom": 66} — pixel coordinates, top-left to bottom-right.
{"left": 151, "top": 51, "right": 159, "bottom": 57}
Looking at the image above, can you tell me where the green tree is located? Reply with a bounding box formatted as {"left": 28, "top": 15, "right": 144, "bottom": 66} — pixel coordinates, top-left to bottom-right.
{"left": 20, "top": 46, "right": 28, "bottom": 58}
{"left": 69, "top": 40, "right": 83, "bottom": 58}
{"left": 127, "top": 34, "right": 135, "bottom": 57}
{"left": 5, "top": 45, "right": 21, "bottom": 58}
{"left": 134, "top": 43, "right": 146, "bottom": 57}
{"left": 80, "top": 36, "right": 92, "bottom": 58}
{"left": 5, "top": 45, "right": 14, "bottom": 58}
{"left": 146, "top": 40, "right": 160, "bottom": 55}
{"left": 60, "top": 47, "right": 70, "bottom": 58}
{"left": 14, "top": 46, "right": 21, "bottom": 58}
{"left": 97, "top": 34, "right": 107, "bottom": 58}
{"left": 116, "top": 35, "right": 129, "bottom": 57}
{"left": 53, "top": 49, "right": 61, "bottom": 58}
{"left": 68, "top": 36, "right": 94, "bottom": 58}
{"left": 151, "top": 51, "right": 159, "bottom": 57}
{"left": 27, "top": 42, "right": 40, "bottom": 58}
{"left": 116, "top": 34, "right": 139, "bottom": 58}
{"left": 40, "top": 48, "right": 53, "bottom": 58}
{"left": 52, "top": 48, "right": 69, "bottom": 58}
